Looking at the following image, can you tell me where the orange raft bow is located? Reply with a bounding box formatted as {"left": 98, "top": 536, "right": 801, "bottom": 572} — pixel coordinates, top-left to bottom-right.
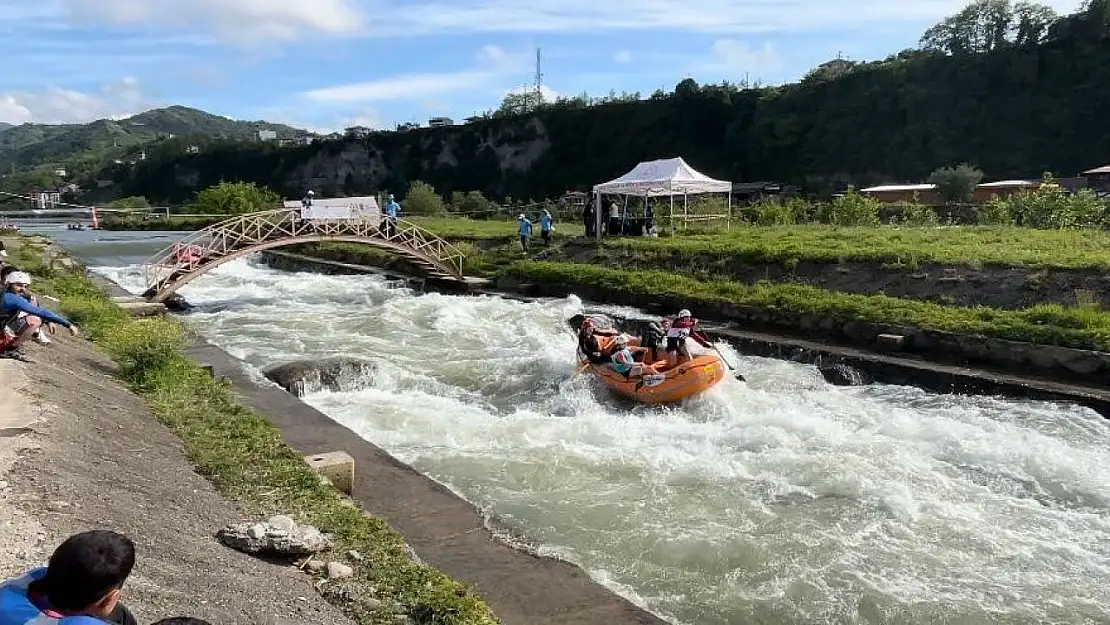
{"left": 578, "top": 334, "right": 727, "bottom": 405}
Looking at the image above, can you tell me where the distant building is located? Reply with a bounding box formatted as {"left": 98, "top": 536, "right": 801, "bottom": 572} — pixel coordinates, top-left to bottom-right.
{"left": 464, "top": 116, "right": 483, "bottom": 124}
{"left": 1083, "top": 164, "right": 1110, "bottom": 197}
{"left": 428, "top": 117, "right": 454, "bottom": 127}
{"left": 53, "top": 168, "right": 66, "bottom": 178}
{"left": 29, "top": 190, "right": 61, "bottom": 209}
{"left": 186, "top": 145, "right": 200, "bottom": 154}
{"left": 258, "top": 129, "right": 278, "bottom": 141}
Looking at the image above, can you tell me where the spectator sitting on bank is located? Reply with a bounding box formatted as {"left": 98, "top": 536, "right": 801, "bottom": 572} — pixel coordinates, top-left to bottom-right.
{"left": 0, "top": 529, "right": 139, "bottom": 625}
{"left": 1, "top": 271, "right": 79, "bottom": 361}
{"left": 0, "top": 266, "right": 52, "bottom": 346}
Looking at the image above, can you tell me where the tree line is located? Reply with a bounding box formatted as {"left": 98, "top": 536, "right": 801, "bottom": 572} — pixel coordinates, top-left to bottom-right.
{"left": 95, "top": 0, "right": 1110, "bottom": 205}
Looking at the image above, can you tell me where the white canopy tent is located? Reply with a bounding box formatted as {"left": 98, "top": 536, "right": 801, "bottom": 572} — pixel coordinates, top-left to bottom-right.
{"left": 591, "top": 157, "right": 732, "bottom": 238}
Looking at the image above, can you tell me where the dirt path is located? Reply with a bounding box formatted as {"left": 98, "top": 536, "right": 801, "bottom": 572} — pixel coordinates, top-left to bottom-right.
{"left": 0, "top": 336, "right": 354, "bottom": 625}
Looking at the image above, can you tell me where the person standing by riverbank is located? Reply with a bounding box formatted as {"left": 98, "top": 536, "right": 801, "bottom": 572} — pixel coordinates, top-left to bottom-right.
{"left": 517, "top": 214, "right": 533, "bottom": 252}
{"left": 540, "top": 210, "right": 554, "bottom": 246}
{"left": 383, "top": 194, "right": 400, "bottom": 238}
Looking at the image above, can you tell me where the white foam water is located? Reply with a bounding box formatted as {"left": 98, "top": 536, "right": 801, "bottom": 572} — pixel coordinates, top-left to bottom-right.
{"left": 96, "top": 258, "right": 1110, "bottom": 625}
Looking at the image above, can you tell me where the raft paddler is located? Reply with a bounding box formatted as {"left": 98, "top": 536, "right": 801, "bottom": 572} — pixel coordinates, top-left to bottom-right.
{"left": 607, "top": 336, "right": 659, "bottom": 387}
{"left": 663, "top": 308, "right": 698, "bottom": 367}
{"left": 577, "top": 318, "right": 618, "bottom": 365}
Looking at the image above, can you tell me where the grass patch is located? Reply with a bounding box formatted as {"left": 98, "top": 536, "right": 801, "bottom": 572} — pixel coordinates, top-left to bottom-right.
{"left": 13, "top": 239, "right": 496, "bottom": 625}
{"left": 600, "top": 225, "right": 1110, "bottom": 270}
{"left": 504, "top": 260, "right": 1110, "bottom": 351}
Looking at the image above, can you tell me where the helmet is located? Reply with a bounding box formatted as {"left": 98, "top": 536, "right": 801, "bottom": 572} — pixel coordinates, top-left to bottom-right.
{"left": 307, "top": 190, "right": 314, "bottom": 195}
{"left": 518, "top": 213, "right": 525, "bottom": 220}
{"left": 678, "top": 309, "right": 691, "bottom": 318}
{"left": 5, "top": 271, "right": 31, "bottom": 285}
{"left": 580, "top": 318, "right": 595, "bottom": 331}
{"left": 612, "top": 335, "right": 627, "bottom": 346}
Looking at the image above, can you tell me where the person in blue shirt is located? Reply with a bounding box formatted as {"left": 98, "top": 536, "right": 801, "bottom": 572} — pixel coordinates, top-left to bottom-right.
{"left": 517, "top": 214, "right": 533, "bottom": 252}
{"left": 539, "top": 210, "right": 554, "bottom": 246}
{"left": 0, "top": 530, "right": 138, "bottom": 625}
{"left": 1, "top": 271, "right": 79, "bottom": 361}
{"left": 382, "top": 193, "right": 401, "bottom": 238}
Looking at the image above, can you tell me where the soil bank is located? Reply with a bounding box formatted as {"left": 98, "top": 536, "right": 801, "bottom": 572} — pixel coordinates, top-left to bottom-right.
{"left": 0, "top": 335, "right": 353, "bottom": 625}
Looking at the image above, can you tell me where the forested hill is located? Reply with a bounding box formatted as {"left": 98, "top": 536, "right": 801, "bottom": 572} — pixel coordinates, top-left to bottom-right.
{"left": 105, "top": 0, "right": 1110, "bottom": 203}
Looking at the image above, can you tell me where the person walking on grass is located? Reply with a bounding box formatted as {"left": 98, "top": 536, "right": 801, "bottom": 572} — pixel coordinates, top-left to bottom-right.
{"left": 540, "top": 209, "right": 554, "bottom": 245}
{"left": 517, "top": 213, "right": 533, "bottom": 252}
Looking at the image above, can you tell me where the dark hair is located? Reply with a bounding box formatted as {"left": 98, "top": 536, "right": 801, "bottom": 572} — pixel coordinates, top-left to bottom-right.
{"left": 0, "top": 265, "right": 15, "bottom": 281}
{"left": 41, "top": 530, "right": 136, "bottom": 611}
{"left": 149, "top": 619, "right": 213, "bottom": 625}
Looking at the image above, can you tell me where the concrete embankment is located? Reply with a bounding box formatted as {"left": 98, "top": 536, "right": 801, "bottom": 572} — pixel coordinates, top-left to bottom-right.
{"left": 259, "top": 249, "right": 1110, "bottom": 417}
{"left": 90, "top": 275, "right": 669, "bottom": 625}
{"left": 0, "top": 336, "right": 352, "bottom": 624}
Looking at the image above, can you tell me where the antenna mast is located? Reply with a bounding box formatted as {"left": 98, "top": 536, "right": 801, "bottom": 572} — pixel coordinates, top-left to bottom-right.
{"left": 534, "top": 47, "right": 544, "bottom": 107}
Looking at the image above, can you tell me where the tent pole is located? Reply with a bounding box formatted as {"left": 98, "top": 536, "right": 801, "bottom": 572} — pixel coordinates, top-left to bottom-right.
{"left": 684, "top": 193, "right": 688, "bottom": 232}
{"left": 726, "top": 191, "right": 732, "bottom": 231}
{"left": 594, "top": 190, "right": 602, "bottom": 240}
{"left": 669, "top": 194, "right": 674, "bottom": 237}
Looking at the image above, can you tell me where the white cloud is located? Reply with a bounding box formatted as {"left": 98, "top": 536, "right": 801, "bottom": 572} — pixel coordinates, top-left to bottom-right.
{"left": 0, "top": 78, "right": 154, "bottom": 124}
{"left": 56, "top": 0, "right": 363, "bottom": 46}
{"left": 702, "top": 39, "right": 783, "bottom": 75}
{"left": 299, "top": 44, "right": 532, "bottom": 105}
{"left": 12, "top": 0, "right": 1085, "bottom": 45}
{"left": 613, "top": 50, "right": 633, "bottom": 63}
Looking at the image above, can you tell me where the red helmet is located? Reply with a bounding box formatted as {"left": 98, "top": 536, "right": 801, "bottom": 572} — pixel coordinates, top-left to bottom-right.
{"left": 580, "top": 318, "right": 595, "bottom": 331}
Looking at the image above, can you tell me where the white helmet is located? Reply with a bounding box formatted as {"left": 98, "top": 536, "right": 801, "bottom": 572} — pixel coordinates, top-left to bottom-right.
{"left": 678, "top": 309, "right": 691, "bottom": 318}
{"left": 5, "top": 271, "right": 31, "bottom": 285}
{"left": 612, "top": 335, "right": 627, "bottom": 346}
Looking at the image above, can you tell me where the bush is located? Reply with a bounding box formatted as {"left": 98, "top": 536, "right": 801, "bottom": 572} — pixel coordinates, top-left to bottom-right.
{"left": 191, "top": 181, "right": 281, "bottom": 215}
{"left": 827, "top": 189, "right": 880, "bottom": 226}
{"left": 403, "top": 180, "right": 447, "bottom": 216}
{"left": 1000, "top": 173, "right": 1110, "bottom": 229}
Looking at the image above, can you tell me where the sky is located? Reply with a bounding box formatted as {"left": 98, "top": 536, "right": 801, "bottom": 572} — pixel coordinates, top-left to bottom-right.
{"left": 0, "top": 0, "right": 1086, "bottom": 132}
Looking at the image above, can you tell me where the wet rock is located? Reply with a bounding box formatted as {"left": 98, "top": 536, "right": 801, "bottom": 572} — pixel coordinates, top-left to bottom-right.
{"left": 346, "top": 549, "right": 363, "bottom": 562}
{"left": 216, "top": 517, "right": 331, "bottom": 555}
{"left": 305, "top": 559, "right": 326, "bottom": 574}
{"left": 263, "top": 357, "right": 378, "bottom": 396}
{"left": 326, "top": 561, "right": 354, "bottom": 579}
{"left": 819, "top": 363, "right": 872, "bottom": 386}
{"left": 402, "top": 544, "right": 423, "bottom": 565}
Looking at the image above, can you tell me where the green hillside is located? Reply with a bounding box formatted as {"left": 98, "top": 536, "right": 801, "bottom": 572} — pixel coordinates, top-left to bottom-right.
{"left": 98, "top": 0, "right": 1110, "bottom": 205}
{"left": 0, "top": 106, "right": 312, "bottom": 193}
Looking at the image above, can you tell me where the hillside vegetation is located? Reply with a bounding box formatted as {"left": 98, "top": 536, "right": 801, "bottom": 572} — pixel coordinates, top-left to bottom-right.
{"left": 0, "top": 106, "right": 310, "bottom": 194}
{"left": 89, "top": 0, "right": 1110, "bottom": 205}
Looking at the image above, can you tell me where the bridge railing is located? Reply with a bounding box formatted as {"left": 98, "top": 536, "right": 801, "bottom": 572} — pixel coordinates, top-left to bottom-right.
{"left": 140, "top": 209, "right": 468, "bottom": 294}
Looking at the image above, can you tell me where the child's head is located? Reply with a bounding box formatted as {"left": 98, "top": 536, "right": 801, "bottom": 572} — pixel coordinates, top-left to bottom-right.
{"left": 41, "top": 530, "right": 136, "bottom": 617}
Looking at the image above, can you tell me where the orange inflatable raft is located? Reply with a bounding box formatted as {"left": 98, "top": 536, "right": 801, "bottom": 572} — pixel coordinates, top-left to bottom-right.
{"left": 578, "top": 334, "right": 727, "bottom": 405}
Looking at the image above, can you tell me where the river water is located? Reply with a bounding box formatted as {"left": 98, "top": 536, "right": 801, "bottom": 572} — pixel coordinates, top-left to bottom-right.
{"left": 20, "top": 221, "right": 1110, "bottom": 625}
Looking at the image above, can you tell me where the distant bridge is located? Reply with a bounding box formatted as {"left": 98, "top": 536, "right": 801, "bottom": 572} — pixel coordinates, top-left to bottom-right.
{"left": 140, "top": 209, "right": 468, "bottom": 303}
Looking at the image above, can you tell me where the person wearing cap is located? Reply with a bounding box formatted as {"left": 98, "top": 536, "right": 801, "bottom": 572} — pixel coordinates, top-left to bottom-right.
{"left": 1, "top": 271, "right": 79, "bottom": 360}
{"left": 663, "top": 308, "right": 698, "bottom": 367}
{"left": 539, "top": 210, "right": 554, "bottom": 246}
{"left": 607, "top": 334, "right": 659, "bottom": 388}
{"left": 0, "top": 267, "right": 52, "bottom": 347}
{"left": 382, "top": 193, "right": 400, "bottom": 238}
{"left": 517, "top": 213, "right": 532, "bottom": 252}
{"left": 0, "top": 529, "right": 139, "bottom": 625}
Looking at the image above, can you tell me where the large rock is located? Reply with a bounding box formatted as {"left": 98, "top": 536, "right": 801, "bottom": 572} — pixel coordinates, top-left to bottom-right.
{"left": 264, "top": 357, "right": 377, "bottom": 396}
{"left": 819, "top": 363, "right": 872, "bottom": 386}
{"left": 216, "top": 514, "right": 330, "bottom": 555}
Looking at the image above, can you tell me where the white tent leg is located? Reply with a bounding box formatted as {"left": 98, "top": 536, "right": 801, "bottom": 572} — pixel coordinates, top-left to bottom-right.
{"left": 594, "top": 191, "right": 602, "bottom": 239}
{"left": 683, "top": 193, "right": 688, "bottom": 232}
{"left": 727, "top": 192, "right": 732, "bottom": 231}
{"left": 669, "top": 195, "right": 674, "bottom": 237}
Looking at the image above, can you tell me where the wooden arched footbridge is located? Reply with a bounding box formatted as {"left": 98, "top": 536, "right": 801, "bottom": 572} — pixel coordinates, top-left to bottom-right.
{"left": 140, "top": 209, "right": 469, "bottom": 303}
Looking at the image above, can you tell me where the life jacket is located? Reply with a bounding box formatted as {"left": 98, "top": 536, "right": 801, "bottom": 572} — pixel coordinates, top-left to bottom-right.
{"left": 666, "top": 316, "right": 696, "bottom": 339}
{"left": 0, "top": 568, "right": 111, "bottom": 625}
{"left": 609, "top": 348, "right": 635, "bottom": 373}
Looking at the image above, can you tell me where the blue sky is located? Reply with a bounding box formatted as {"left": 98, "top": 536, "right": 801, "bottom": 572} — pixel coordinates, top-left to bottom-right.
{"left": 0, "top": 0, "right": 1084, "bottom": 131}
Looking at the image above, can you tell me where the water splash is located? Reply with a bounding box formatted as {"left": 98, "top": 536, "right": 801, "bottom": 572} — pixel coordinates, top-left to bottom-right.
{"left": 95, "top": 258, "right": 1110, "bottom": 625}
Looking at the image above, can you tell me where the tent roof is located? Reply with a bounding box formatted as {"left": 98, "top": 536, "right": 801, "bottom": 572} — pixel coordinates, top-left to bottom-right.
{"left": 592, "top": 157, "right": 732, "bottom": 197}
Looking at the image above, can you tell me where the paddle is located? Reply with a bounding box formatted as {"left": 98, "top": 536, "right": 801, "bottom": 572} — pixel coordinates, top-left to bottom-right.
{"left": 691, "top": 330, "right": 746, "bottom": 382}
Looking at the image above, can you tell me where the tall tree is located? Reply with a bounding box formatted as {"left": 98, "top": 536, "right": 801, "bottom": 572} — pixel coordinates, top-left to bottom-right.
{"left": 920, "top": 0, "right": 1057, "bottom": 54}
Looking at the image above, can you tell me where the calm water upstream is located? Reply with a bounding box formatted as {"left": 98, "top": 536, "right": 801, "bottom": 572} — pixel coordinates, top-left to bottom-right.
{"left": 24, "top": 220, "right": 1110, "bottom": 625}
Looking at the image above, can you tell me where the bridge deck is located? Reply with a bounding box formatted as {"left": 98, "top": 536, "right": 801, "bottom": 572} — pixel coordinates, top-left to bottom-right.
{"left": 140, "top": 209, "right": 469, "bottom": 302}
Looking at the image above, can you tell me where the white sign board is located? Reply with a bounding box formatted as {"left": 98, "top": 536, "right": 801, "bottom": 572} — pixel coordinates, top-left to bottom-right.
{"left": 285, "top": 196, "right": 382, "bottom": 221}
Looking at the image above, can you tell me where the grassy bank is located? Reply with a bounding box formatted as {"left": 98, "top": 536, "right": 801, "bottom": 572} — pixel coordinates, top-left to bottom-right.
{"left": 9, "top": 240, "right": 496, "bottom": 625}
{"left": 99, "top": 214, "right": 224, "bottom": 231}
{"left": 502, "top": 260, "right": 1110, "bottom": 352}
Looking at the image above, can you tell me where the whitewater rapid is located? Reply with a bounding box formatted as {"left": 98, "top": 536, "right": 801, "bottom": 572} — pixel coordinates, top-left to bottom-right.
{"left": 97, "top": 257, "right": 1110, "bottom": 625}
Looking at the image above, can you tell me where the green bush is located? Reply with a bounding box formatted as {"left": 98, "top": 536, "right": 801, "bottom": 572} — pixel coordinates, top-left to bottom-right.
{"left": 827, "top": 190, "right": 880, "bottom": 226}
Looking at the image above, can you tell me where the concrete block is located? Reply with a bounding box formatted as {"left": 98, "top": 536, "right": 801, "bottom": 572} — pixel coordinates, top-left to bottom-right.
{"left": 877, "top": 333, "right": 905, "bottom": 350}
{"left": 116, "top": 302, "right": 167, "bottom": 317}
{"left": 303, "top": 451, "right": 354, "bottom": 495}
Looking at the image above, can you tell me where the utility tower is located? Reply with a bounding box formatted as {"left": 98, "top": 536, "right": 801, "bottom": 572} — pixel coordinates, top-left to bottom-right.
{"left": 534, "top": 47, "right": 544, "bottom": 107}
